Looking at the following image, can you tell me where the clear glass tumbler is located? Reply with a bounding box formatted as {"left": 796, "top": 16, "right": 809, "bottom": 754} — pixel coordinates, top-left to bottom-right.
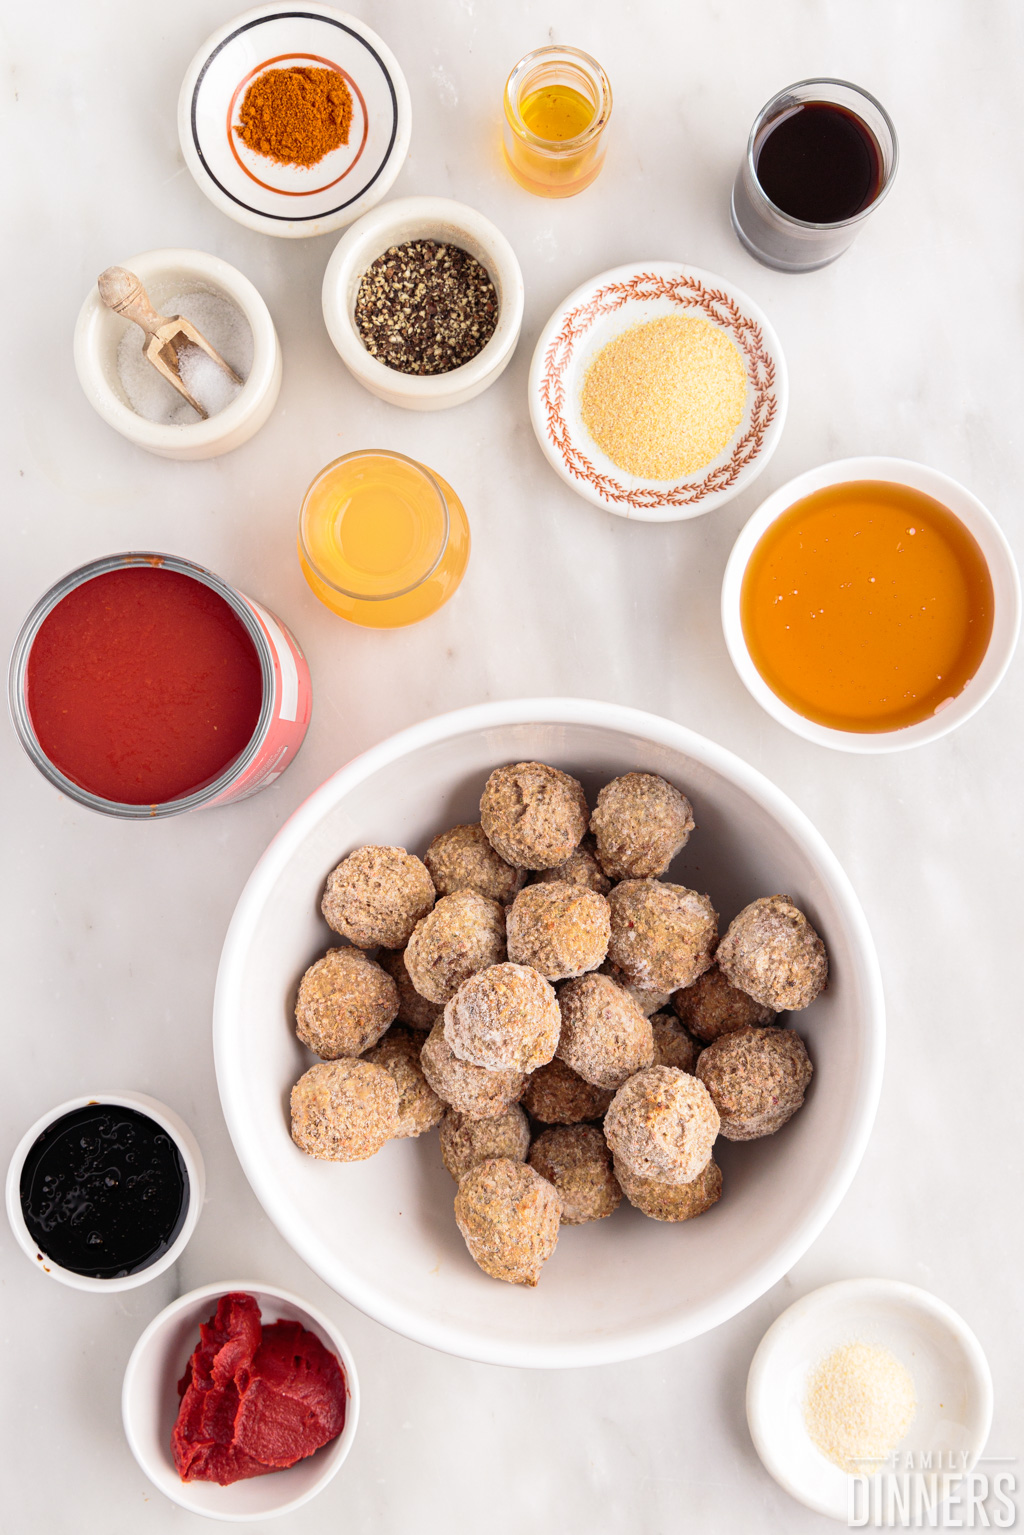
{"left": 731, "top": 78, "right": 898, "bottom": 273}
{"left": 503, "top": 46, "right": 612, "bottom": 199}
{"left": 298, "top": 450, "right": 470, "bottom": 629}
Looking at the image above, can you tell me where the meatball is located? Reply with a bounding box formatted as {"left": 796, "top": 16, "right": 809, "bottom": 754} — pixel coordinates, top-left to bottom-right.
{"left": 607, "top": 880, "right": 718, "bottom": 993}
{"left": 290, "top": 1059, "right": 397, "bottom": 1162}
{"left": 420, "top": 1020, "right": 525, "bottom": 1121}
{"left": 454, "top": 1158, "right": 561, "bottom": 1286}
{"left": 444, "top": 963, "right": 560, "bottom": 1073}
{"left": 505, "top": 881, "right": 610, "bottom": 980}
{"left": 614, "top": 1154, "right": 722, "bottom": 1222}
{"left": 521, "top": 1057, "right": 614, "bottom": 1125}
{"left": 696, "top": 1026, "right": 813, "bottom": 1140}
{"left": 480, "top": 762, "right": 588, "bottom": 870}
{"left": 672, "top": 963, "right": 776, "bottom": 1043}
{"left": 531, "top": 836, "right": 611, "bottom": 896}
{"left": 556, "top": 973, "right": 655, "bottom": 1089}
{"left": 650, "top": 1012, "right": 698, "bottom": 1073}
{"left": 604, "top": 1066, "right": 719, "bottom": 1185}
{"left": 424, "top": 822, "right": 526, "bottom": 906}
{"left": 528, "top": 1125, "right": 621, "bottom": 1225}
{"left": 439, "top": 1104, "right": 531, "bottom": 1182}
{"left": 365, "top": 1026, "right": 444, "bottom": 1139}
{"left": 378, "top": 947, "right": 442, "bottom": 1031}
{"left": 716, "top": 895, "right": 828, "bottom": 1011}
{"left": 322, "top": 846, "right": 434, "bottom": 949}
{"left": 404, "top": 890, "right": 507, "bottom": 1005}
{"left": 590, "top": 772, "right": 695, "bottom": 880}
{"left": 294, "top": 946, "right": 397, "bottom": 1059}
{"left": 600, "top": 960, "right": 673, "bottom": 1016}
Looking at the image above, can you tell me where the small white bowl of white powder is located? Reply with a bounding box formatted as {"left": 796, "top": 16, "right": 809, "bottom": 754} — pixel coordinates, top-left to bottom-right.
{"left": 74, "top": 248, "right": 281, "bottom": 459}
{"left": 746, "top": 1278, "right": 993, "bottom": 1521}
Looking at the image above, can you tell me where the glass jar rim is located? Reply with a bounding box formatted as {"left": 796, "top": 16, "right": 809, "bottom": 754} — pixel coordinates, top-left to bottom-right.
{"left": 7, "top": 552, "right": 275, "bottom": 820}
{"left": 746, "top": 76, "right": 899, "bottom": 231}
{"left": 504, "top": 45, "right": 612, "bottom": 152}
{"left": 298, "top": 449, "right": 451, "bottom": 602}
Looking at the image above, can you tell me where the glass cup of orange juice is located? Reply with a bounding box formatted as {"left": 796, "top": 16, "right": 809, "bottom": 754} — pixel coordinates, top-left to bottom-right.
{"left": 502, "top": 46, "right": 612, "bottom": 198}
{"left": 298, "top": 451, "right": 470, "bottom": 628}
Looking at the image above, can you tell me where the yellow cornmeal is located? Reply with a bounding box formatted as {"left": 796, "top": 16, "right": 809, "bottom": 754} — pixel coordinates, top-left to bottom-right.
{"left": 580, "top": 315, "right": 747, "bottom": 480}
{"left": 804, "top": 1342, "right": 917, "bottom": 1475}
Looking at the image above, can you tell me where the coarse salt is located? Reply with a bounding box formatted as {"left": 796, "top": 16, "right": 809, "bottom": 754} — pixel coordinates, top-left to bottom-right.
{"left": 115, "top": 289, "right": 253, "bottom": 425}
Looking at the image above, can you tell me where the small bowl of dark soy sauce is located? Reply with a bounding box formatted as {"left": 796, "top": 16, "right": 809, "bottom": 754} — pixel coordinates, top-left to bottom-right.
{"left": 6, "top": 1093, "right": 204, "bottom": 1292}
{"left": 731, "top": 78, "right": 898, "bottom": 273}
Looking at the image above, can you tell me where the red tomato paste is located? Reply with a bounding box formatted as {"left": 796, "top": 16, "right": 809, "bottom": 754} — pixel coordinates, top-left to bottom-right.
{"left": 26, "top": 566, "right": 263, "bottom": 805}
{"left": 172, "top": 1292, "right": 347, "bottom": 1485}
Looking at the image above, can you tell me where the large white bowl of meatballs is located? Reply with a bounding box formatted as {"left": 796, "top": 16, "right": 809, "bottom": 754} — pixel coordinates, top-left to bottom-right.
{"left": 214, "top": 698, "right": 884, "bottom": 1368}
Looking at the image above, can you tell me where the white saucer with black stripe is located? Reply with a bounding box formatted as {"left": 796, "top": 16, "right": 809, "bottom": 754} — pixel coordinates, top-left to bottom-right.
{"left": 177, "top": 3, "right": 411, "bottom": 238}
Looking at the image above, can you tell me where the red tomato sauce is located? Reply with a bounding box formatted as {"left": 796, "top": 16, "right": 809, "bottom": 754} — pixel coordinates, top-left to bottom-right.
{"left": 26, "top": 566, "right": 264, "bottom": 805}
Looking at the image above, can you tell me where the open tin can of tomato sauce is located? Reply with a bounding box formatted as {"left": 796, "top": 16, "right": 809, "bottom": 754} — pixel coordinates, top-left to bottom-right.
{"left": 8, "top": 553, "right": 312, "bottom": 819}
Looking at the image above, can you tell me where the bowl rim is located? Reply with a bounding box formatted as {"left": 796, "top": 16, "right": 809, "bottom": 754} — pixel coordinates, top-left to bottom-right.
{"left": 121, "top": 1278, "right": 360, "bottom": 1521}
{"left": 720, "top": 456, "right": 1022, "bottom": 753}
{"left": 745, "top": 1277, "right": 994, "bottom": 1519}
{"left": 527, "top": 260, "right": 789, "bottom": 523}
{"left": 214, "top": 697, "right": 885, "bottom": 1368}
{"left": 73, "top": 247, "right": 280, "bottom": 450}
{"left": 176, "top": 2, "right": 412, "bottom": 239}
{"left": 321, "top": 194, "right": 525, "bottom": 401}
{"left": 5, "top": 1090, "right": 205, "bottom": 1292}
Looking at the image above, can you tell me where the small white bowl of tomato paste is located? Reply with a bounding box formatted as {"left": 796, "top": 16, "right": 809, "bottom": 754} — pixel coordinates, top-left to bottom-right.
{"left": 7, "top": 552, "right": 311, "bottom": 818}
{"left": 122, "top": 1281, "right": 359, "bottom": 1520}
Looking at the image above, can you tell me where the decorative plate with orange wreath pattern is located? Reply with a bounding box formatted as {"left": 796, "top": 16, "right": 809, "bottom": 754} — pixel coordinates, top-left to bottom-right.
{"left": 528, "top": 263, "right": 788, "bottom": 521}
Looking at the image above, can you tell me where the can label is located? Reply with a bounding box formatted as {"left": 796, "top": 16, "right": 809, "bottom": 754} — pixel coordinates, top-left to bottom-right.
{"left": 204, "top": 597, "right": 313, "bottom": 808}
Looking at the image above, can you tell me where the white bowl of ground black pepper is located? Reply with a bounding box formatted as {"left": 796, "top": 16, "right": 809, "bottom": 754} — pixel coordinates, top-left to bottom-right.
{"left": 321, "top": 196, "right": 524, "bottom": 410}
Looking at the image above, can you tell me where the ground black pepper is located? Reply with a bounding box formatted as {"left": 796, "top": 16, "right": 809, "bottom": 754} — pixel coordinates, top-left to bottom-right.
{"left": 354, "top": 241, "right": 499, "bottom": 375}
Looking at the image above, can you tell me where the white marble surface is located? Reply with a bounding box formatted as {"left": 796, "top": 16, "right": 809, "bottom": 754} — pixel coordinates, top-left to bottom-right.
{"left": 1, "top": 1, "right": 1021, "bottom": 1529}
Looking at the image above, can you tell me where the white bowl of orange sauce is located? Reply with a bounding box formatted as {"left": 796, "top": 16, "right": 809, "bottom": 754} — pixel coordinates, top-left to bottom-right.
{"left": 722, "top": 458, "right": 1020, "bottom": 752}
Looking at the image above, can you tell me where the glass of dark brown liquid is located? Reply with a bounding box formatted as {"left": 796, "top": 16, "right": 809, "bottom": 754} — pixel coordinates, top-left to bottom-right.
{"left": 731, "top": 79, "right": 898, "bottom": 272}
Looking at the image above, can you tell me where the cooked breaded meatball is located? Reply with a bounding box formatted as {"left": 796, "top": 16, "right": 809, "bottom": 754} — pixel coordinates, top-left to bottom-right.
{"left": 531, "top": 836, "right": 611, "bottom": 896}
{"left": 672, "top": 963, "right": 776, "bottom": 1043}
{"left": 604, "top": 1066, "right": 719, "bottom": 1185}
{"left": 444, "top": 963, "right": 560, "bottom": 1073}
{"left": 290, "top": 1059, "right": 397, "bottom": 1161}
{"left": 590, "top": 772, "right": 695, "bottom": 880}
{"left": 294, "top": 946, "right": 398, "bottom": 1059}
{"left": 378, "top": 947, "right": 442, "bottom": 1031}
{"left": 521, "top": 1057, "right": 615, "bottom": 1125}
{"left": 420, "top": 1020, "right": 525, "bottom": 1121}
{"left": 716, "top": 895, "right": 828, "bottom": 1011}
{"left": 696, "top": 1026, "right": 813, "bottom": 1140}
{"left": 404, "top": 890, "right": 507, "bottom": 1005}
{"left": 556, "top": 972, "right": 655, "bottom": 1090}
{"left": 614, "top": 1154, "right": 722, "bottom": 1222}
{"left": 506, "top": 881, "right": 610, "bottom": 980}
{"left": 322, "top": 846, "right": 434, "bottom": 949}
{"left": 528, "top": 1125, "right": 621, "bottom": 1225}
{"left": 365, "top": 1026, "right": 444, "bottom": 1139}
{"left": 439, "top": 1104, "right": 531, "bottom": 1182}
{"left": 607, "top": 880, "right": 718, "bottom": 993}
{"left": 650, "top": 1012, "right": 698, "bottom": 1073}
{"left": 480, "top": 762, "right": 589, "bottom": 870}
{"left": 600, "top": 960, "right": 673, "bottom": 1016}
{"left": 454, "top": 1158, "right": 561, "bottom": 1286}
{"left": 424, "top": 822, "right": 526, "bottom": 906}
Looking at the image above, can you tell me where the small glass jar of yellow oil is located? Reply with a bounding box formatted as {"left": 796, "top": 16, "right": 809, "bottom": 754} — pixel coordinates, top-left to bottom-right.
{"left": 298, "top": 451, "right": 470, "bottom": 628}
{"left": 503, "top": 46, "right": 612, "bottom": 198}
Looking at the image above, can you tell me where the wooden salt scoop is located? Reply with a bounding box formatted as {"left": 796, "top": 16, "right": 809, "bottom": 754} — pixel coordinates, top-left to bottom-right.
{"left": 97, "top": 266, "right": 242, "bottom": 421}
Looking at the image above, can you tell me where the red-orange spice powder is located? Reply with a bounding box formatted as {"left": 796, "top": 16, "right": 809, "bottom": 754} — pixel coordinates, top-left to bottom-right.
{"left": 235, "top": 65, "right": 353, "bottom": 167}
